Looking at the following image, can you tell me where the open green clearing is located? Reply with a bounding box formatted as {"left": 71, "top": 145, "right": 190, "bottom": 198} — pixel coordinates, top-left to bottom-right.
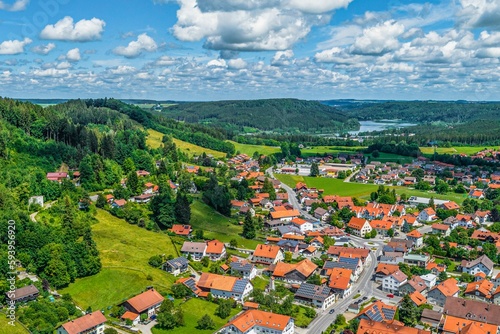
{"left": 229, "top": 141, "right": 281, "bottom": 156}
{"left": 419, "top": 146, "right": 498, "bottom": 156}
{"left": 147, "top": 129, "right": 226, "bottom": 158}
{"left": 301, "top": 146, "right": 365, "bottom": 156}
{"left": 366, "top": 152, "right": 414, "bottom": 164}
{"left": 190, "top": 201, "right": 262, "bottom": 249}
{"left": 275, "top": 174, "right": 467, "bottom": 203}
{"left": 60, "top": 209, "right": 177, "bottom": 310}
{"left": 0, "top": 314, "right": 30, "bottom": 334}
{"left": 151, "top": 298, "right": 240, "bottom": 334}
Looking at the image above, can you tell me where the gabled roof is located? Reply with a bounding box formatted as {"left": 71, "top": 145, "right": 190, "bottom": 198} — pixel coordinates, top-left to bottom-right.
{"left": 431, "top": 223, "right": 450, "bottom": 231}
{"left": 125, "top": 289, "right": 164, "bottom": 313}
{"left": 206, "top": 240, "right": 225, "bottom": 254}
{"left": 406, "top": 230, "right": 422, "bottom": 238}
{"left": 224, "top": 310, "right": 291, "bottom": 332}
{"left": 357, "top": 301, "right": 397, "bottom": 322}
{"left": 409, "top": 291, "right": 427, "bottom": 307}
{"left": 347, "top": 217, "right": 369, "bottom": 230}
{"left": 388, "top": 270, "right": 407, "bottom": 283}
{"left": 253, "top": 244, "right": 281, "bottom": 259}
{"left": 443, "top": 316, "right": 496, "bottom": 334}
{"left": 357, "top": 319, "right": 431, "bottom": 334}
{"left": 461, "top": 255, "right": 494, "bottom": 271}
{"left": 272, "top": 259, "right": 317, "bottom": 278}
{"left": 465, "top": 279, "right": 494, "bottom": 298}
{"left": 197, "top": 273, "right": 249, "bottom": 293}
{"left": 295, "top": 283, "right": 332, "bottom": 302}
{"left": 270, "top": 210, "right": 300, "bottom": 219}
{"left": 329, "top": 268, "right": 352, "bottom": 290}
{"left": 181, "top": 241, "right": 206, "bottom": 253}
{"left": 431, "top": 278, "right": 459, "bottom": 297}
{"left": 443, "top": 297, "right": 500, "bottom": 326}
{"left": 375, "top": 263, "right": 400, "bottom": 276}
{"left": 370, "top": 220, "right": 393, "bottom": 231}
{"left": 61, "top": 311, "right": 107, "bottom": 334}
{"left": 170, "top": 224, "right": 192, "bottom": 236}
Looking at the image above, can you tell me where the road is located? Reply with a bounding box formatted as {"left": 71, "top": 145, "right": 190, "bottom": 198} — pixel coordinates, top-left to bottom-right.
{"left": 29, "top": 201, "right": 56, "bottom": 223}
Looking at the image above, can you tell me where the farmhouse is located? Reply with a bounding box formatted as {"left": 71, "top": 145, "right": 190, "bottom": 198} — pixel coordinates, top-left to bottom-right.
{"left": 347, "top": 217, "right": 372, "bottom": 237}
{"left": 197, "top": 273, "right": 253, "bottom": 301}
{"left": 221, "top": 310, "right": 294, "bottom": 334}
{"left": 123, "top": 288, "right": 164, "bottom": 318}
{"left": 57, "top": 311, "right": 107, "bottom": 334}
{"left": 253, "top": 244, "right": 284, "bottom": 264}
{"left": 294, "top": 283, "right": 336, "bottom": 310}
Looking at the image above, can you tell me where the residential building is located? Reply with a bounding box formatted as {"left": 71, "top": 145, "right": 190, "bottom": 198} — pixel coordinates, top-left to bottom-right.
{"left": 406, "top": 230, "right": 423, "bottom": 248}
{"left": 441, "top": 315, "right": 497, "bottom": 334}
{"left": 252, "top": 244, "right": 284, "bottom": 264}
{"left": 169, "top": 224, "right": 192, "bottom": 237}
{"left": 356, "top": 319, "right": 431, "bottom": 334}
{"left": 123, "top": 288, "right": 164, "bottom": 318}
{"left": 399, "top": 276, "right": 428, "bottom": 295}
{"left": 369, "top": 220, "right": 393, "bottom": 237}
{"left": 230, "top": 260, "right": 257, "bottom": 280}
{"left": 464, "top": 280, "right": 494, "bottom": 302}
{"left": 382, "top": 270, "right": 408, "bottom": 295}
{"left": 347, "top": 217, "right": 372, "bottom": 237}
{"left": 294, "top": 283, "right": 336, "bottom": 310}
{"left": 180, "top": 241, "right": 206, "bottom": 261}
{"left": 431, "top": 223, "right": 451, "bottom": 236}
{"left": 269, "top": 209, "right": 301, "bottom": 222}
{"left": 403, "top": 254, "right": 429, "bottom": 267}
{"left": 205, "top": 240, "right": 226, "bottom": 261}
{"left": 314, "top": 207, "right": 330, "bottom": 221}
{"left": 221, "top": 310, "right": 294, "bottom": 334}
{"left": 197, "top": 273, "right": 253, "bottom": 301}
{"left": 162, "top": 257, "right": 189, "bottom": 276}
{"left": 427, "top": 278, "right": 460, "bottom": 306}
{"left": 329, "top": 268, "right": 353, "bottom": 298}
{"left": 443, "top": 297, "right": 500, "bottom": 327}
{"left": 419, "top": 208, "right": 437, "bottom": 222}
{"left": 6, "top": 284, "right": 39, "bottom": 304}
{"left": 291, "top": 218, "right": 314, "bottom": 232}
{"left": 57, "top": 311, "right": 107, "bottom": 334}
{"left": 356, "top": 301, "right": 397, "bottom": 322}
{"left": 270, "top": 259, "right": 318, "bottom": 283}
{"left": 327, "top": 246, "right": 370, "bottom": 262}
{"left": 420, "top": 273, "right": 437, "bottom": 289}
{"left": 374, "top": 263, "right": 400, "bottom": 283}
{"left": 408, "top": 291, "right": 427, "bottom": 307}
{"left": 460, "top": 255, "right": 494, "bottom": 276}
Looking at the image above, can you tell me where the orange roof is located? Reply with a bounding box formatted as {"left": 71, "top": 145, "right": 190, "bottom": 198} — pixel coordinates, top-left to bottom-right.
{"left": 197, "top": 273, "right": 240, "bottom": 292}
{"left": 423, "top": 207, "right": 436, "bottom": 215}
{"left": 125, "top": 289, "right": 164, "bottom": 313}
{"left": 375, "top": 263, "right": 400, "bottom": 276}
{"left": 347, "top": 217, "right": 369, "bottom": 230}
{"left": 327, "top": 246, "right": 370, "bottom": 259}
{"left": 270, "top": 210, "right": 300, "bottom": 219}
{"left": 121, "top": 311, "right": 139, "bottom": 321}
{"left": 144, "top": 182, "right": 154, "bottom": 188}
{"left": 406, "top": 230, "right": 422, "bottom": 238}
{"left": 304, "top": 245, "right": 317, "bottom": 253}
{"left": 224, "top": 310, "right": 291, "bottom": 332}
{"left": 433, "top": 278, "right": 459, "bottom": 297}
{"left": 243, "top": 301, "right": 259, "bottom": 309}
{"left": 357, "top": 319, "right": 431, "bottom": 334}
{"left": 426, "top": 262, "right": 446, "bottom": 272}
{"left": 291, "top": 217, "right": 309, "bottom": 226}
{"left": 432, "top": 223, "right": 450, "bottom": 231}
{"left": 253, "top": 244, "right": 281, "bottom": 259}
{"left": 61, "top": 311, "right": 107, "bottom": 334}
{"left": 295, "top": 182, "right": 308, "bottom": 190}
{"left": 465, "top": 279, "right": 494, "bottom": 298}
{"left": 369, "top": 219, "right": 393, "bottom": 231}
{"left": 272, "top": 259, "right": 318, "bottom": 278}
{"left": 442, "top": 315, "right": 497, "bottom": 334}
{"left": 443, "top": 201, "right": 460, "bottom": 210}
{"left": 170, "top": 224, "right": 191, "bottom": 236}
{"left": 358, "top": 301, "right": 398, "bottom": 322}
{"left": 206, "top": 240, "right": 225, "bottom": 254}
{"left": 329, "top": 268, "right": 352, "bottom": 290}
{"left": 113, "top": 199, "right": 127, "bottom": 207}
{"left": 105, "top": 194, "right": 114, "bottom": 200}
{"left": 266, "top": 237, "right": 281, "bottom": 243}
{"left": 282, "top": 234, "right": 305, "bottom": 241}
{"left": 409, "top": 291, "right": 427, "bottom": 306}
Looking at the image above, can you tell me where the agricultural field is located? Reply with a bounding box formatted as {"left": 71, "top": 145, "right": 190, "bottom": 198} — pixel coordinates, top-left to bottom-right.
{"left": 60, "top": 209, "right": 177, "bottom": 310}
{"left": 147, "top": 129, "right": 226, "bottom": 158}
{"left": 365, "top": 152, "right": 414, "bottom": 164}
{"left": 190, "top": 201, "right": 262, "bottom": 249}
{"left": 301, "top": 146, "right": 365, "bottom": 156}
{"left": 151, "top": 298, "right": 240, "bottom": 334}
{"left": 419, "top": 146, "right": 498, "bottom": 155}
{"left": 0, "top": 315, "right": 30, "bottom": 334}
{"left": 229, "top": 141, "right": 281, "bottom": 156}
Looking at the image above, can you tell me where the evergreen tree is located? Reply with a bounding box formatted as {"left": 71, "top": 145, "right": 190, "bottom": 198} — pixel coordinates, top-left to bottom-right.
{"left": 96, "top": 194, "right": 107, "bottom": 208}
{"left": 123, "top": 157, "right": 136, "bottom": 174}
{"left": 197, "top": 314, "right": 215, "bottom": 330}
{"left": 175, "top": 192, "right": 191, "bottom": 225}
{"left": 151, "top": 180, "right": 176, "bottom": 228}
{"left": 399, "top": 294, "right": 421, "bottom": 326}
{"left": 126, "top": 170, "right": 141, "bottom": 195}
{"left": 262, "top": 178, "right": 276, "bottom": 200}
{"left": 242, "top": 210, "right": 256, "bottom": 239}
{"left": 310, "top": 162, "right": 319, "bottom": 177}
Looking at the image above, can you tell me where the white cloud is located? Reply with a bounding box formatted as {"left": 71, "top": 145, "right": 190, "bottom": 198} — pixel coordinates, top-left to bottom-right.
{"left": 33, "top": 68, "right": 69, "bottom": 77}
{"left": 66, "top": 48, "right": 81, "bottom": 62}
{"left": 40, "top": 16, "right": 106, "bottom": 42}
{"left": 271, "top": 50, "right": 294, "bottom": 66}
{"left": 0, "top": 37, "right": 32, "bottom": 55}
{"left": 228, "top": 58, "right": 247, "bottom": 69}
{"left": 32, "top": 43, "right": 56, "bottom": 55}
{"left": 172, "top": 0, "right": 351, "bottom": 51}
{"left": 351, "top": 21, "right": 405, "bottom": 55}
{"left": 0, "top": 0, "right": 29, "bottom": 11}
{"left": 459, "top": 0, "right": 500, "bottom": 30}
{"left": 207, "top": 59, "right": 227, "bottom": 67}
{"left": 113, "top": 33, "right": 158, "bottom": 58}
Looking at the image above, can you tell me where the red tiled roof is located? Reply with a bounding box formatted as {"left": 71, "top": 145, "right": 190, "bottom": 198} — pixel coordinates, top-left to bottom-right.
{"left": 61, "top": 311, "right": 107, "bottom": 334}
{"left": 125, "top": 289, "right": 164, "bottom": 313}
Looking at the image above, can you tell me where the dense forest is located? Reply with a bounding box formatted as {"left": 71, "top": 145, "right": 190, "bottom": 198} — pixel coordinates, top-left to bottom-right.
{"left": 160, "top": 98, "right": 360, "bottom": 133}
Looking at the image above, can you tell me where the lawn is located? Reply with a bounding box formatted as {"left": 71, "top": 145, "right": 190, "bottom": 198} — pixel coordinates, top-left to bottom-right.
{"left": 190, "top": 201, "right": 262, "bottom": 249}
{"left": 147, "top": 129, "right": 226, "bottom": 158}
{"left": 228, "top": 141, "right": 281, "bottom": 156}
{"left": 419, "top": 146, "right": 498, "bottom": 156}
{"left": 301, "top": 146, "right": 365, "bottom": 156}
{"left": 60, "top": 209, "right": 178, "bottom": 310}
{"left": 0, "top": 314, "right": 30, "bottom": 334}
{"left": 366, "top": 152, "right": 414, "bottom": 164}
{"left": 151, "top": 298, "right": 240, "bottom": 334}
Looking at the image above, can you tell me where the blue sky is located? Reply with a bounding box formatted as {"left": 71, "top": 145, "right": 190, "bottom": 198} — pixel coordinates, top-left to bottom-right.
{"left": 0, "top": 0, "right": 499, "bottom": 101}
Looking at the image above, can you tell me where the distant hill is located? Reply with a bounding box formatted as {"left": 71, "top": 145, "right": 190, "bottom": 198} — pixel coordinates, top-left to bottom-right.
{"left": 161, "top": 98, "right": 359, "bottom": 133}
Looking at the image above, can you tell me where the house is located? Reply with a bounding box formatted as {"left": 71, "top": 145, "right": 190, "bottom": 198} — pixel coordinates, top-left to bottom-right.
{"left": 409, "top": 291, "right": 427, "bottom": 307}
{"left": 443, "top": 297, "right": 500, "bottom": 327}
{"left": 269, "top": 210, "right": 300, "bottom": 222}
{"left": 441, "top": 315, "right": 497, "bottom": 334}
{"left": 253, "top": 244, "right": 284, "bottom": 265}
{"left": 133, "top": 193, "right": 154, "bottom": 204}
{"left": 163, "top": 257, "right": 189, "bottom": 276}
{"left": 374, "top": 263, "right": 400, "bottom": 283}
{"left": 143, "top": 182, "right": 158, "bottom": 195}
{"left": 347, "top": 217, "right": 372, "bottom": 237}
{"left": 329, "top": 268, "right": 353, "bottom": 298}
{"left": 111, "top": 199, "right": 127, "bottom": 209}
{"left": 420, "top": 274, "right": 437, "bottom": 289}
{"left": 356, "top": 319, "right": 431, "bottom": 334}
{"left": 291, "top": 218, "right": 314, "bottom": 233}
{"left": 169, "top": 224, "right": 192, "bottom": 237}
{"left": 270, "top": 259, "right": 318, "bottom": 283}
{"left": 230, "top": 260, "right": 257, "bottom": 280}
{"left": 323, "top": 261, "right": 359, "bottom": 280}
{"left": 197, "top": 273, "right": 253, "bottom": 301}
{"left": 382, "top": 270, "right": 408, "bottom": 295}
{"left": 356, "top": 301, "right": 398, "bottom": 323}
{"left": 399, "top": 276, "right": 428, "bottom": 295}
{"left": 406, "top": 230, "right": 423, "bottom": 248}
{"left": 6, "top": 284, "right": 39, "bottom": 304}
{"left": 314, "top": 207, "right": 330, "bottom": 221}
{"left": 369, "top": 220, "right": 393, "bottom": 237}
{"left": 221, "top": 310, "right": 294, "bottom": 334}
{"left": 57, "top": 311, "right": 107, "bottom": 334}
{"left": 327, "top": 246, "right": 370, "bottom": 262}
{"left": 460, "top": 255, "right": 494, "bottom": 276}
{"left": 205, "top": 240, "right": 226, "bottom": 261}
{"left": 123, "top": 288, "right": 164, "bottom": 318}
{"left": 277, "top": 239, "right": 300, "bottom": 253}
{"left": 136, "top": 170, "right": 150, "bottom": 177}
{"left": 403, "top": 254, "right": 429, "bottom": 267}
{"left": 427, "top": 278, "right": 460, "bottom": 306}
{"left": 47, "top": 172, "right": 68, "bottom": 182}
{"left": 294, "top": 283, "right": 336, "bottom": 310}
{"left": 474, "top": 211, "right": 491, "bottom": 225}
{"left": 420, "top": 309, "right": 442, "bottom": 329}
{"left": 464, "top": 279, "right": 494, "bottom": 302}
{"left": 419, "top": 207, "right": 437, "bottom": 222}
{"left": 180, "top": 242, "right": 206, "bottom": 261}
{"left": 431, "top": 223, "right": 451, "bottom": 236}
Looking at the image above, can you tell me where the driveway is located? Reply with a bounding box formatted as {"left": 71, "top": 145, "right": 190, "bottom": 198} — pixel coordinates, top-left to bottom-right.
{"left": 135, "top": 320, "right": 157, "bottom": 334}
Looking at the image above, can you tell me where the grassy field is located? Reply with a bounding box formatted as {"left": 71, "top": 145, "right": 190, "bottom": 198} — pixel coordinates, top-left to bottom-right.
{"left": 190, "top": 201, "right": 261, "bottom": 249}
{"left": 0, "top": 314, "right": 30, "bottom": 334}
{"left": 275, "top": 174, "right": 468, "bottom": 203}
{"left": 301, "top": 146, "right": 365, "bottom": 156}
{"left": 366, "top": 152, "right": 414, "bottom": 164}
{"left": 419, "top": 146, "right": 498, "bottom": 156}
{"left": 60, "top": 209, "right": 177, "bottom": 310}
{"left": 147, "top": 129, "right": 226, "bottom": 158}
{"left": 229, "top": 141, "right": 281, "bottom": 156}
{"left": 151, "top": 298, "right": 240, "bottom": 334}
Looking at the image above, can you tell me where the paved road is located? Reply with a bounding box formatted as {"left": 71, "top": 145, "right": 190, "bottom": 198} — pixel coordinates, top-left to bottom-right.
{"left": 29, "top": 201, "right": 56, "bottom": 223}
{"left": 306, "top": 236, "right": 384, "bottom": 334}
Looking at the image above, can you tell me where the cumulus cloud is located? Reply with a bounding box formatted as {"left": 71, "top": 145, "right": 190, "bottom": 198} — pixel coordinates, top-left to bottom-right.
{"left": 0, "top": 0, "right": 29, "bottom": 11}
{"left": 228, "top": 58, "right": 247, "bottom": 69}
{"left": 0, "top": 38, "right": 32, "bottom": 55}
{"left": 40, "top": 16, "right": 106, "bottom": 42}
{"left": 351, "top": 21, "right": 405, "bottom": 55}
{"left": 32, "top": 43, "right": 56, "bottom": 55}
{"left": 459, "top": 0, "right": 500, "bottom": 30}
{"left": 172, "top": 0, "right": 351, "bottom": 51}
{"left": 113, "top": 33, "right": 158, "bottom": 58}
{"left": 271, "top": 50, "right": 294, "bottom": 66}
{"left": 66, "top": 48, "right": 81, "bottom": 62}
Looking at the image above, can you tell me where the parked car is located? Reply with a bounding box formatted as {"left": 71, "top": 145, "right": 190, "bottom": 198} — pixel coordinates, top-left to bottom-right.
{"left": 387, "top": 294, "right": 394, "bottom": 298}
{"left": 329, "top": 309, "right": 335, "bottom": 314}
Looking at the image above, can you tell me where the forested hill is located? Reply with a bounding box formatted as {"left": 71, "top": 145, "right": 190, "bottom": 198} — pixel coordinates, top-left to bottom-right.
{"left": 340, "top": 101, "right": 500, "bottom": 123}
{"left": 160, "top": 98, "right": 360, "bottom": 133}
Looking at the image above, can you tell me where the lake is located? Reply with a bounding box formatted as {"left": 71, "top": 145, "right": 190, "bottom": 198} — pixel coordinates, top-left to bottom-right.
{"left": 348, "top": 120, "right": 417, "bottom": 135}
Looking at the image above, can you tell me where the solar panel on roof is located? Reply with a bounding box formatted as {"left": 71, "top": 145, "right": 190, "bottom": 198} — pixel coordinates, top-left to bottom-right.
{"left": 232, "top": 279, "right": 249, "bottom": 293}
